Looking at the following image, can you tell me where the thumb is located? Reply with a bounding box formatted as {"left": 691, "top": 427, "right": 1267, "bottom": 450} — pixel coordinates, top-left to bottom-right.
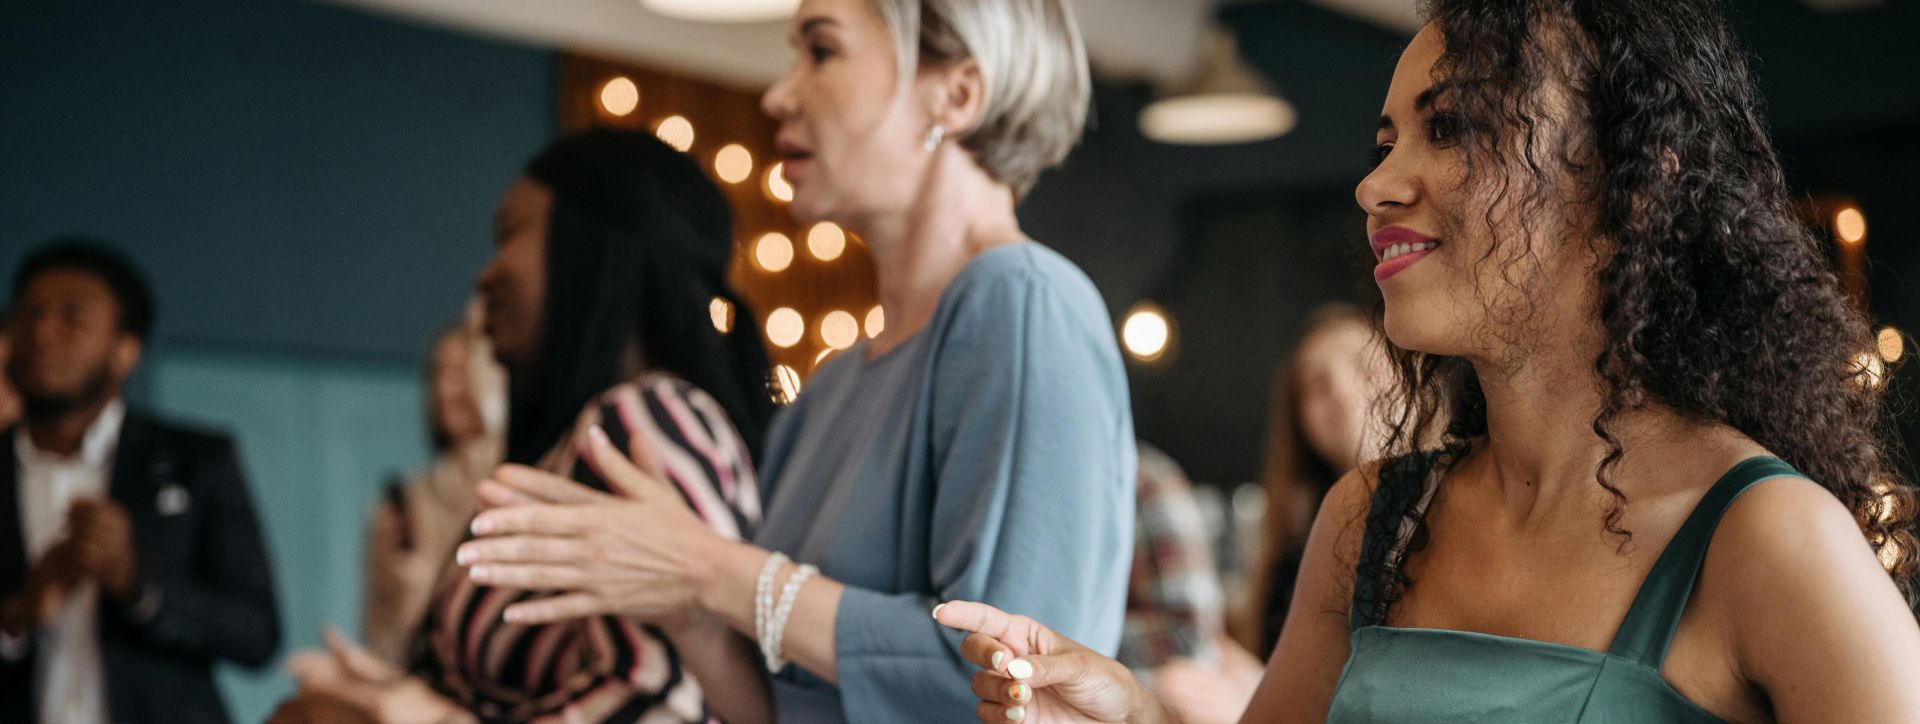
{"left": 323, "top": 627, "right": 395, "bottom": 683}
{"left": 582, "top": 424, "right": 670, "bottom": 498}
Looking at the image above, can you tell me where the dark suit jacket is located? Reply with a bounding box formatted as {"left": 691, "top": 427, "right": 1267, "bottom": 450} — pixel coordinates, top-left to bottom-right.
{"left": 0, "top": 411, "right": 281, "bottom": 724}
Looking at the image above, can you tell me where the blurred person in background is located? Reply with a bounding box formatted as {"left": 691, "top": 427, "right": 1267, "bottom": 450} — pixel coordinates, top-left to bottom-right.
{"left": 360, "top": 304, "right": 506, "bottom": 666}
{"left": 1118, "top": 444, "right": 1265, "bottom": 724}
{"left": 0, "top": 313, "right": 20, "bottom": 432}
{"left": 1237, "top": 304, "right": 1392, "bottom": 659}
{"left": 453, "top": 0, "right": 1134, "bottom": 721}
{"left": 941, "top": 0, "right": 1920, "bottom": 720}
{"left": 276, "top": 129, "right": 776, "bottom": 723}
{"left": 1, "top": 239, "right": 281, "bottom": 723}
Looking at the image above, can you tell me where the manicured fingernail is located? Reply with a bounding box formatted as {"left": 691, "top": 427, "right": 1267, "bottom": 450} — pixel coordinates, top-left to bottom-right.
{"left": 589, "top": 425, "right": 611, "bottom": 447}
{"left": 503, "top": 607, "right": 523, "bottom": 623}
{"left": 991, "top": 651, "right": 1006, "bottom": 670}
{"left": 470, "top": 517, "right": 494, "bottom": 535}
{"left": 468, "top": 566, "right": 490, "bottom": 582}
{"left": 1007, "top": 659, "right": 1033, "bottom": 680}
{"left": 1009, "top": 683, "right": 1028, "bottom": 703}
{"left": 1006, "top": 706, "right": 1025, "bottom": 721}
{"left": 455, "top": 546, "right": 473, "bottom": 565}
{"left": 931, "top": 603, "right": 945, "bottom": 621}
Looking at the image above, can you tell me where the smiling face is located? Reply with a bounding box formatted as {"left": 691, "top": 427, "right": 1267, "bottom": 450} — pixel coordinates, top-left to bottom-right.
{"left": 1357, "top": 24, "right": 1601, "bottom": 364}
{"left": 760, "top": 0, "right": 941, "bottom": 226}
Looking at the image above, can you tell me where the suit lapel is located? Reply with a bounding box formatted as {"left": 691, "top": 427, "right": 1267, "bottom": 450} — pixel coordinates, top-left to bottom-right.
{"left": 108, "top": 413, "right": 154, "bottom": 518}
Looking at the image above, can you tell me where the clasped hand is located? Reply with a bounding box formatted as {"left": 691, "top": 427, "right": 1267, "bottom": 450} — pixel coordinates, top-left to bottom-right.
{"left": 456, "top": 424, "right": 718, "bottom": 626}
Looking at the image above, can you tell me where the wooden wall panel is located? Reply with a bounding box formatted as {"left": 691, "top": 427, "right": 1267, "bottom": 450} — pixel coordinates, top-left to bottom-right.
{"left": 558, "top": 54, "right": 880, "bottom": 399}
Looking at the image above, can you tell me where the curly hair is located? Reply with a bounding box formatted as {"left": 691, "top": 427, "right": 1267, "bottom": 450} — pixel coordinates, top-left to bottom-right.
{"left": 1353, "top": 0, "right": 1920, "bottom": 626}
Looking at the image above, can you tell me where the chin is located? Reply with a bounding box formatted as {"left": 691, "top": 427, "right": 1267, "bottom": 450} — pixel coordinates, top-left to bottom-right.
{"left": 1380, "top": 299, "right": 1455, "bottom": 357}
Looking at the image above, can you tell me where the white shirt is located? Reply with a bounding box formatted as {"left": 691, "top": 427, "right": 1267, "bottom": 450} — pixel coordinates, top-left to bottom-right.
{"left": 9, "top": 400, "right": 124, "bottom": 724}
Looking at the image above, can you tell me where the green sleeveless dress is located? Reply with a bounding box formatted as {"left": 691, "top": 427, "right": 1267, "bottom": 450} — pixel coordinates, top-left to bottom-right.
{"left": 1327, "top": 456, "right": 1802, "bottom": 723}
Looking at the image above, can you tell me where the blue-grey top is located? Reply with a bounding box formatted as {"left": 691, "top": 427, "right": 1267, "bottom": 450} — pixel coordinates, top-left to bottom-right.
{"left": 753, "top": 242, "right": 1137, "bottom": 723}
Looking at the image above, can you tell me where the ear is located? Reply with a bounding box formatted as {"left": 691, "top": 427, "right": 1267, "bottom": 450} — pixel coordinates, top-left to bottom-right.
{"left": 923, "top": 57, "right": 988, "bottom": 137}
{"left": 110, "top": 336, "right": 142, "bottom": 381}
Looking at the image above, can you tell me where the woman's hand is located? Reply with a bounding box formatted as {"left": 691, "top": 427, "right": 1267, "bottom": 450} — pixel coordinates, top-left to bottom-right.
{"left": 936, "top": 601, "right": 1172, "bottom": 724}
{"left": 456, "top": 424, "right": 721, "bottom": 626}
{"left": 282, "top": 629, "right": 471, "bottom": 724}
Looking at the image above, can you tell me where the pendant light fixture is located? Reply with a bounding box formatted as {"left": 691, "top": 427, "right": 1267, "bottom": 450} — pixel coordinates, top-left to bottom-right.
{"left": 642, "top": 0, "right": 799, "bottom": 23}
{"left": 1141, "top": 27, "right": 1297, "bottom": 145}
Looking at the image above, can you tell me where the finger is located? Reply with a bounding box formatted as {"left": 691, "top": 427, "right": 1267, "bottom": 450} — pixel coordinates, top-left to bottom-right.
{"left": 456, "top": 536, "right": 590, "bottom": 566}
{"left": 285, "top": 649, "right": 343, "bottom": 684}
{"left": 470, "top": 505, "right": 591, "bottom": 537}
{"left": 962, "top": 632, "right": 1016, "bottom": 673}
{"left": 501, "top": 593, "right": 606, "bottom": 625}
{"left": 324, "top": 627, "right": 397, "bottom": 683}
{"left": 976, "top": 701, "right": 1026, "bottom": 722}
{"left": 580, "top": 424, "right": 671, "bottom": 499}
{"left": 475, "top": 479, "right": 544, "bottom": 509}
{"left": 466, "top": 563, "right": 586, "bottom": 590}
{"left": 935, "top": 600, "right": 1021, "bottom": 640}
{"left": 492, "top": 465, "right": 609, "bottom": 505}
{"left": 1003, "top": 653, "right": 1081, "bottom": 690}
{"left": 970, "top": 670, "right": 1028, "bottom": 706}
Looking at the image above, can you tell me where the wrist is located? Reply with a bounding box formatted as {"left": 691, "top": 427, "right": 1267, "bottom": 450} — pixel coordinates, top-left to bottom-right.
{"left": 1129, "top": 671, "right": 1177, "bottom": 724}
{"left": 694, "top": 539, "right": 768, "bottom": 631}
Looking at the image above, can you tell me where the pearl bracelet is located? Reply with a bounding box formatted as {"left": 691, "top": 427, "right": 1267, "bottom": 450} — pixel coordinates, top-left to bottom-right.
{"left": 764, "top": 563, "right": 818, "bottom": 673}
{"left": 755, "top": 551, "right": 789, "bottom": 669}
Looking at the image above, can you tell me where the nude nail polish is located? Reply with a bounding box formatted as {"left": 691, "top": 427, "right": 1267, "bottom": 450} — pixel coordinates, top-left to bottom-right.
{"left": 1006, "top": 706, "right": 1025, "bottom": 721}
{"left": 991, "top": 651, "right": 1006, "bottom": 671}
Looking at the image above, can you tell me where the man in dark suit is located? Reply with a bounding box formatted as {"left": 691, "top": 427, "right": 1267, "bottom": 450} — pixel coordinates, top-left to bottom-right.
{"left": 0, "top": 240, "right": 280, "bottom": 723}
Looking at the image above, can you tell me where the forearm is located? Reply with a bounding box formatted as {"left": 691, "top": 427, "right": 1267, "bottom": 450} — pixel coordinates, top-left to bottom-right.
{"left": 695, "top": 538, "right": 845, "bottom": 685}
{"left": 664, "top": 612, "right": 773, "bottom": 724}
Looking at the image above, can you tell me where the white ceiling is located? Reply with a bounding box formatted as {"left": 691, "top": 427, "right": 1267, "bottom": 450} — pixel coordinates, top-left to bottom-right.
{"left": 320, "top": 0, "right": 1421, "bottom": 90}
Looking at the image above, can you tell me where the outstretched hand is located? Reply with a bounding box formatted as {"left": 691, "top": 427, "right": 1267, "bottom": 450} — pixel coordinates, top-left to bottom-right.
{"left": 457, "top": 425, "right": 719, "bottom": 626}
{"left": 935, "top": 601, "right": 1167, "bottom": 724}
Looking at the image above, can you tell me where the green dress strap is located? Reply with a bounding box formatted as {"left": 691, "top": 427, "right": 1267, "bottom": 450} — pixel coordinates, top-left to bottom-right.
{"left": 1606, "top": 456, "right": 1803, "bottom": 668}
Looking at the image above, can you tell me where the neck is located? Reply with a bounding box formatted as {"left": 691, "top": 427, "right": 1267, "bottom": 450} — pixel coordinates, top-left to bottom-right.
{"left": 850, "top": 152, "right": 1024, "bottom": 355}
{"left": 25, "top": 396, "right": 114, "bottom": 458}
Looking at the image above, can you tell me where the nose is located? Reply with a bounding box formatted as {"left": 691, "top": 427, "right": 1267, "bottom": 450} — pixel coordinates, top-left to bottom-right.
{"left": 761, "top": 70, "right": 798, "bottom": 122}
{"left": 1355, "top": 151, "right": 1419, "bottom": 219}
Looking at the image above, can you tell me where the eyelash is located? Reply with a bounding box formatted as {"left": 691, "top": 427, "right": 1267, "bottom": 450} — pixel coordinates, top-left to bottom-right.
{"left": 1368, "top": 113, "right": 1463, "bottom": 167}
{"left": 808, "top": 43, "right": 833, "bottom": 62}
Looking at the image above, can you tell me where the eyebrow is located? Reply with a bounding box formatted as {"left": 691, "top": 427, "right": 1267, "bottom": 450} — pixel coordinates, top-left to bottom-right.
{"left": 797, "top": 16, "right": 835, "bottom": 36}
{"left": 1377, "top": 87, "right": 1440, "bottom": 132}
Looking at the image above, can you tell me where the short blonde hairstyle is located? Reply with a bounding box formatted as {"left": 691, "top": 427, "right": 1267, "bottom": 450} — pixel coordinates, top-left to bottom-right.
{"left": 872, "top": 0, "right": 1092, "bottom": 198}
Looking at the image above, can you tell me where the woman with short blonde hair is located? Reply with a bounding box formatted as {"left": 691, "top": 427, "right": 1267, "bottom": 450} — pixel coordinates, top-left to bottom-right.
{"left": 457, "top": 1, "right": 1134, "bottom": 722}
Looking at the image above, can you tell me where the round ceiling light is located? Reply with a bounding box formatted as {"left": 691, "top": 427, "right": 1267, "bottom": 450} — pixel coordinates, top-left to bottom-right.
{"left": 642, "top": 0, "right": 799, "bottom": 22}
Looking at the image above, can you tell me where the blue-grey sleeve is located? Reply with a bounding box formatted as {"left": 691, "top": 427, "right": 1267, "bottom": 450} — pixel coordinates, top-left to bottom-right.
{"left": 833, "top": 255, "right": 1137, "bottom": 721}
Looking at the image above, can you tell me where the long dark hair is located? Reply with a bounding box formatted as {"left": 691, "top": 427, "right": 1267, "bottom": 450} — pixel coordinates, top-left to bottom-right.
{"left": 1241, "top": 304, "right": 1374, "bottom": 654}
{"left": 506, "top": 129, "right": 774, "bottom": 466}
{"left": 1355, "top": 0, "right": 1919, "bottom": 624}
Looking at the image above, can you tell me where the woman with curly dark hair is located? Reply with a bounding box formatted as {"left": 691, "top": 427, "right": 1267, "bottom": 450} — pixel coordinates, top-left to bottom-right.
{"left": 935, "top": 0, "right": 1920, "bottom": 721}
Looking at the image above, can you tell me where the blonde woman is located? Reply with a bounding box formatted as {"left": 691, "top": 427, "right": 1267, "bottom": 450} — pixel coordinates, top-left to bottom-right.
{"left": 458, "top": 1, "right": 1132, "bottom": 722}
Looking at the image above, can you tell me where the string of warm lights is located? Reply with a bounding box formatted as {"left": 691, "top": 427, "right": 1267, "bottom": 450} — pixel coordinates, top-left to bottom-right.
{"left": 577, "top": 64, "right": 880, "bottom": 404}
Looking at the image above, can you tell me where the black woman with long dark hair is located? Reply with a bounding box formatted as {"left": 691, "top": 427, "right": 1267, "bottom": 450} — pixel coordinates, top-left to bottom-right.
{"left": 278, "top": 129, "right": 776, "bottom": 724}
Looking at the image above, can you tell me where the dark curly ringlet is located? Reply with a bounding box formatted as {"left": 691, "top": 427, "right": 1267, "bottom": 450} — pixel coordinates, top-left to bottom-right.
{"left": 1354, "top": 0, "right": 1919, "bottom": 625}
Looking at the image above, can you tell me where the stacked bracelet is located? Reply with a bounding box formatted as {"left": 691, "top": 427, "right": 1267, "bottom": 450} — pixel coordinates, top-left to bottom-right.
{"left": 754, "top": 551, "right": 789, "bottom": 669}
{"left": 761, "top": 562, "right": 818, "bottom": 673}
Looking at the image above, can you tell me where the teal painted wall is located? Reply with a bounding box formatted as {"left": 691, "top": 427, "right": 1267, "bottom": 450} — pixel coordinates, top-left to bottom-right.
{"left": 1, "top": 0, "right": 553, "bottom": 720}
